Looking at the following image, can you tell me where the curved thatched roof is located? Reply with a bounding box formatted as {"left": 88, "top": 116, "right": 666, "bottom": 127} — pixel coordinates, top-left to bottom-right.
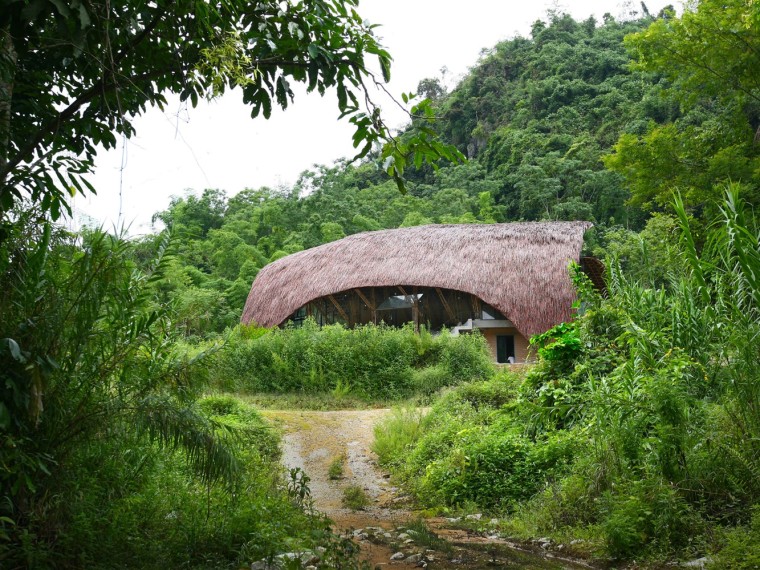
{"left": 241, "top": 221, "right": 592, "bottom": 337}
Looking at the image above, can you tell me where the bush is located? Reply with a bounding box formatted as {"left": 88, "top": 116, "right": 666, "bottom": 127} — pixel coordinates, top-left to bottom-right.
{"left": 710, "top": 506, "right": 760, "bottom": 569}
{"left": 29, "top": 395, "right": 341, "bottom": 568}
{"left": 210, "top": 320, "right": 495, "bottom": 400}
{"left": 418, "top": 423, "right": 577, "bottom": 510}
{"left": 342, "top": 486, "right": 370, "bottom": 510}
{"left": 375, "top": 374, "right": 575, "bottom": 511}
{"left": 411, "top": 364, "right": 450, "bottom": 395}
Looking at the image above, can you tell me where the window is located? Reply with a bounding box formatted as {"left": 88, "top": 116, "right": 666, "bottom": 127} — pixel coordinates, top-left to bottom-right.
{"left": 496, "top": 335, "right": 515, "bottom": 364}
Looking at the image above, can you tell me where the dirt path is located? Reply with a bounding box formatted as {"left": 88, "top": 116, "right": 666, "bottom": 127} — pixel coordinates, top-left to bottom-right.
{"left": 263, "top": 409, "right": 594, "bottom": 570}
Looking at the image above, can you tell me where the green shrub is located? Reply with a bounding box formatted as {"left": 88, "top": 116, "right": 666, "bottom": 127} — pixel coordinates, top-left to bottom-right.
{"left": 601, "top": 479, "right": 702, "bottom": 559}
{"left": 376, "top": 375, "right": 575, "bottom": 511}
{"left": 197, "top": 394, "right": 279, "bottom": 460}
{"left": 418, "top": 424, "right": 577, "bottom": 510}
{"left": 210, "top": 320, "right": 494, "bottom": 400}
{"left": 342, "top": 485, "right": 370, "bottom": 510}
{"left": 710, "top": 506, "right": 760, "bottom": 569}
{"left": 50, "top": 395, "right": 347, "bottom": 568}
{"left": 411, "top": 364, "right": 450, "bottom": 395}
{"left": 373, "top": 407, "right": 427, "bottom": 469}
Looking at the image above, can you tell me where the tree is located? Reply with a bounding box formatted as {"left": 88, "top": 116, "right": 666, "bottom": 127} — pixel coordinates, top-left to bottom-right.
{"left": 606, "top": 0, "right": 760, "bottom": 215}
{"left": 0, "top": 222, "right": 240, "bottom": 559}
{"left": 0, "top": 0, "right": 462, "bottom": 222}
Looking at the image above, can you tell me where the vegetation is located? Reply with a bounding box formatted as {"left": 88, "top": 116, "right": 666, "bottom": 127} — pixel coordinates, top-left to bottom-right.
{"left": 208, "top": 320, "right": 493, "bottom": 400}
{"left": 341, "top": 486, "right": 370, "bottom": 511}
{"left": 0, "top": 0, "right": 462, "bottom": 222}
{"left": 375, "top": 189, "right": 760, "bottom": 562}
{"left": 3, "top": 0, "right": 760, "bottom": 566}
{"left": 328, "top": 454, "right": 346, "bottom": 480}
{"left": 0, "top": 222, "right": 361, "bottom": 567}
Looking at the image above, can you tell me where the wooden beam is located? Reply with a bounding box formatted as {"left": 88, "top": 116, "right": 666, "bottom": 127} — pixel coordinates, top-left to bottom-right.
{"left": 354, "top": 288, "right": 375, "bottom": 311}
{"left": 327, "top": 294, "right": 349, "bottom": 323}
{"left": 436, "top": 287, "right": 456, "bottom": 322}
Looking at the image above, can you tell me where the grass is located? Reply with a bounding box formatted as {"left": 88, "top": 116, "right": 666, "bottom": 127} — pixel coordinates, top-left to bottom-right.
{"left": 228, "top": 391, "right": 395, "bottom": 410}
{"left": 402, "top": 519, "right": 453, "bottom": 554}
{"left": 341, "top": 486, "right": 371, "bottom": 510}
{"left": 372, "top": 406, "right": 427, "bottom": 468}
{"left": 328, "top": 455, "right": 345, "bottom": 480}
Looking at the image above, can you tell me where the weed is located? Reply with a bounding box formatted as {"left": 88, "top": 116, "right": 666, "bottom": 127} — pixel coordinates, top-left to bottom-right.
{"left": 373, "top": 407, "right": 426, "bottom": 469}
{"left": 328, "top": 455, "right": 345, "bottom": 480}
{"left": 342, "top": 486, "right": 371, "bottom": 510}
{"left": 331, "top": 378, "right": 353, "bottom": 400}
{"left": 404, "top": 519, "right": 453, "bottom": 554}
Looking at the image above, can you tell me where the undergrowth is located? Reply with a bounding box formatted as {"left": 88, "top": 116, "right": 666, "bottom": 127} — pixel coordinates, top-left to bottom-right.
{"left": 373, "top": 190, "right": 760, "bottom": 565}
{"left": 208, "top": 320, "right": 494, "bottom": 400}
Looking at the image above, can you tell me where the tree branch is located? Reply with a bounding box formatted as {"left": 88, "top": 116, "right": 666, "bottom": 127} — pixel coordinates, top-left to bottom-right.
{"left": 0, "top": 4, "right": 172, "bottom": 186}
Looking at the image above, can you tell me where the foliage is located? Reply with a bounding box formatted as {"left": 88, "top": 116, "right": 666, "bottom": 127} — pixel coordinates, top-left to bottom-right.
{"left": 0, "top": 222, "right": 237, "bottom": 558}
{"left": 341, "top": 485, "right": 370, "bottom": 511}
{"left": 530, "top": 322, "right": 582, "bottom": 364}
{"left": 424, "top": 11, "right": 666, "bottom": 226}
{"left": 0, "top": 220, "right": 361, "bottom": 565}
{"left": 606, "top": 0, "right": 760, "bottom": 216}
{"left": 709, "top": 506, "right": 760, "bottom": 570}
{"left": 210, "top": 319, "right": 494, "bottom": 400}
{"left": 54, "top": 395, "right": 333, "bottom": 568}
{"left": 0, "top": 0, "right": 462, "bottom": 222}
{"left": 376, "top": 189, "right": 760, "bottom": 561}
{"left": 374, "top": 373, "right": 576, "bottom": 511}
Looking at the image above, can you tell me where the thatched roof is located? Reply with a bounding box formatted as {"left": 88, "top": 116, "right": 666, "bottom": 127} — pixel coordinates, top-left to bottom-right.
{"left": 241, "top": 221, "right": 592, "bottom": 337}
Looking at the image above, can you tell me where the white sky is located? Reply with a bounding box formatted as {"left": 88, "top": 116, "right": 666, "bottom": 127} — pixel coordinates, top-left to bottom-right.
{"left": 75, "top": 0, "right": 675, "bottom": 234}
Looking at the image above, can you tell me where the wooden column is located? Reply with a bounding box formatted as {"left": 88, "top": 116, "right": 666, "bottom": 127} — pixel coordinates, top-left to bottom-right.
{"left": 413, "top": 286, "right": 420, "bottom": 332}
{"left": 349, "top": 291, "right": 359, "bottom": 327}
{"left": 470, "top": 294, "right": 481, "bottom": 319}
{"left": 398, "top": 285, "right": 419, "bottom": 333}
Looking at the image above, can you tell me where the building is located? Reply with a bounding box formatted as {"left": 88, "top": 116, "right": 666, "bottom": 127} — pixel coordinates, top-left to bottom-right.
{"left": 241, "top": 221, "right": 598, "bottom": 363}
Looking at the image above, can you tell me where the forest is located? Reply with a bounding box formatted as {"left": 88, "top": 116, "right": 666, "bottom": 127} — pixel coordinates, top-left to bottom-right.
{"left": 2, "top": 0, "right": 760, "bottom": 567}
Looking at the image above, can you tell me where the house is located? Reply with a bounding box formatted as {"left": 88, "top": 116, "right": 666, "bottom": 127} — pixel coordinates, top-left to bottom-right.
{"left": 241, "top": 221, "right": 599, "bottom": 363}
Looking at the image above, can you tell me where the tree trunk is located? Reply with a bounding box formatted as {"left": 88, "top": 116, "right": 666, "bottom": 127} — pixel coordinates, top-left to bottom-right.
{"left": 0, "top": 24, "right": 17, "bottom": 186}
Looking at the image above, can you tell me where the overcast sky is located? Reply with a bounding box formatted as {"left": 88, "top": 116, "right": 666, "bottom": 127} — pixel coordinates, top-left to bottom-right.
{"left": 76, "top": 0, "right": 676, "bottom": 234}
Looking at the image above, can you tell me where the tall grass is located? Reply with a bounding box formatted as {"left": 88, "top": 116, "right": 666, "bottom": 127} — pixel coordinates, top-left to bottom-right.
{"left": 210, "top": 320, "right": 494, "bottom": 399}
{"left": 0, "top": 223, "right": 361, "bottom": 567}
{"left": 373, "top": 187, "right": 760, "bottom": 562}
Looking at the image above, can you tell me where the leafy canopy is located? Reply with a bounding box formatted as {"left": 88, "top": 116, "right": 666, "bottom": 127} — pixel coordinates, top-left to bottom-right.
{"left": 606, "top": 0, "right": 760, "bottom": 214}
{"left": 0, "top": 0, "right": 462, "bottom": 220}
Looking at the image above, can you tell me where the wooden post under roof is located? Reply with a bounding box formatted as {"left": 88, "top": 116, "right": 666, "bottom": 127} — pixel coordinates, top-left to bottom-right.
{"left": 349, "top": 290, "right": 359, "bottom": 327}
{"left": 398, "top": 286, "right": 419, "bottom": 333}
{"left": 354, "top": 288, "right": 377, "bottom": 324}
{"left": 327, "top": 294, "right": 349, "bottom": 323}
{"left": 436, "top": 287, "right": 456, "bottom": 323}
